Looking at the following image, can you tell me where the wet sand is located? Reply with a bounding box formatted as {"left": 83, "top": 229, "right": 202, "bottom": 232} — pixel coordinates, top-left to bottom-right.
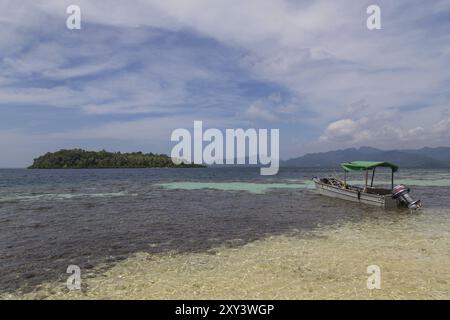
{"left": 3, "top": 209, "right": 448, "bottom": 300}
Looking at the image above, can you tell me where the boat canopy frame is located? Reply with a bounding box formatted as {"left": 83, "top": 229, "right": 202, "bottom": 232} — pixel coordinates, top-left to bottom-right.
{"left": 341, "top": 161, "right": 398, "bottom": 172}
{"left": 340, "top": 161, "right": 398, "bottom": 190}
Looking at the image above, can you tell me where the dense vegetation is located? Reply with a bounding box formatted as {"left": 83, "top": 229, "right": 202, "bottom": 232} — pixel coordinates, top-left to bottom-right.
{"left": 28, "top": 149, "right": 204, "bottom": 169}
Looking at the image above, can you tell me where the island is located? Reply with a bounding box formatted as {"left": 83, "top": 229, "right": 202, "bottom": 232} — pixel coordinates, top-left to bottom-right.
{"left": 28, "top": 149, "right": 204, "bottom": 169}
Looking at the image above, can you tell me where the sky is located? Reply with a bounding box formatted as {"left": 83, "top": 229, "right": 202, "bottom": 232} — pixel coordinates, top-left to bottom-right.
{"left": 0, "top": 0, "right": 450, "bottom": 167}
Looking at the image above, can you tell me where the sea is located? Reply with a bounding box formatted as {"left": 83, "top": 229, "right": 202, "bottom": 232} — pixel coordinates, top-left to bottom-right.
{"left": 0, "top": 167, "right": 448, "bottom": 299}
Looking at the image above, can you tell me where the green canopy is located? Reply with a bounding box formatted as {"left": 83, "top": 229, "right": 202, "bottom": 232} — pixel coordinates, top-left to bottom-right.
{"left": 341, "top": 161, "right": 398, "bottom": 172}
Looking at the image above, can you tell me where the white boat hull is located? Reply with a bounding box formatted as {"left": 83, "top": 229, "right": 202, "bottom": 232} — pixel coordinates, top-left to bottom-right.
{"left": 313, "top": 179, "right": 398, "bottom": 209}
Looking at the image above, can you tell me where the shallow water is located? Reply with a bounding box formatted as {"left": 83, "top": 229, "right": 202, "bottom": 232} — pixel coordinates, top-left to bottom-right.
{"left": 0, "top": 167, "right": 449, "bottom": 299}
{"left": 157, "top": 181, "right": 312, "bottom": 194}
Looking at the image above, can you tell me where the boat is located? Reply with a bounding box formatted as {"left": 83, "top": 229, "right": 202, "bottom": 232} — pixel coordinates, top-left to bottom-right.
{"left": 313, "top": 161, "right": 422, "bottom": 210}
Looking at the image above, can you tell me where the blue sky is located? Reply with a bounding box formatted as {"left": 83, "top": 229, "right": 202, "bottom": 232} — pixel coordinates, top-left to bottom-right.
{"left": 1, "top": 0, "right": 450, "bottom": 167}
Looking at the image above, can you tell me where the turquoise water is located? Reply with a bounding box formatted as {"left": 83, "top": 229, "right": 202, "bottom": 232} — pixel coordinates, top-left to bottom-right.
{"left": 157, "top": 181, "right": 313, "bottom": 194}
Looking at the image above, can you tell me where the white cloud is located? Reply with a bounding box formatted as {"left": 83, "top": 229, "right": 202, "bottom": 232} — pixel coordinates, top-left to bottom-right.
{"left": 244, "top": 104, "right": 279, "bottom": 122}
{"left": 1, "top": 0, "right": 450, "bottom": 165}
{"left": 313, "top": 110, "right": 450, "bottom": 152}
{"left": 320, "top": 118, "right": 359, "bottom": 141}
{"left": 0, "top": 86, "right": 86, "bottom": 106}
{"left": 5, "top": 2, "right": 450, "bottom": 121}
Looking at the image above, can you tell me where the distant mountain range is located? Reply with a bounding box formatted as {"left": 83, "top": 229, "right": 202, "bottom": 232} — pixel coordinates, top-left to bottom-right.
{"left": 282, "top": 147, "right": 450, "bottom": 168}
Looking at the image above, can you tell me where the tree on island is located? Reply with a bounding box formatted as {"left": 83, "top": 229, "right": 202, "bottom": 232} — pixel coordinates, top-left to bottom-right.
{"left": 28, "top": 149, "right": 204, "bottom": 169}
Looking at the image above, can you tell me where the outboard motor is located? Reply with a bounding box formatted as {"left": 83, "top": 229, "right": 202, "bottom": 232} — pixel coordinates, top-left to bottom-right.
{"left": 392, "top": 185, "right": 421, "bottom": 209}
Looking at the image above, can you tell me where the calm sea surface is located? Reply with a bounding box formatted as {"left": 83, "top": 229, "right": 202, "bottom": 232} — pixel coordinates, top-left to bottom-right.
{"left": 0, "top": 167, "right": 449, "bottom": 296}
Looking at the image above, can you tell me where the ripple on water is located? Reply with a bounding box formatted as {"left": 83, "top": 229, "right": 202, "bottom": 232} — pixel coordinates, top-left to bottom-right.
{"left": 0, "top": 192, "right": 136, "bottom": 203}
{"left": 2, "top": 208, "right": 448, "bottom": 300}
{"left": 0, "top": 168, "right": 449, "bottom": 299}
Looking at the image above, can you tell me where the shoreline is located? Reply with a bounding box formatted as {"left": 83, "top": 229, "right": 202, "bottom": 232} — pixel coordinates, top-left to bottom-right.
{"left": 3, "top": 212, "right": 448, "bottom": 300}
